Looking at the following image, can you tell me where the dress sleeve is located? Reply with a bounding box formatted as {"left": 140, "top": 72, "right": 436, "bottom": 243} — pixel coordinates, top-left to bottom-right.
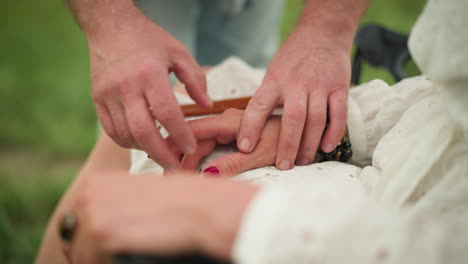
{"left": 232, "top": 179, "right": 468, "bottom": 263}
{"left": 347, "top": 76, "right": 434, "bottom": 165}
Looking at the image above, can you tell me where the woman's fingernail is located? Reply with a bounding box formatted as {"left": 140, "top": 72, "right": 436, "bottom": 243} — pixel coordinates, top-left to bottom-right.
{"left": 203, "top": 166, "right": 220, "bottom": 177}
{"left": 278, "top": 160, "right": 291, "bottom": 170}
{"left": 324, "top": 144, "right": 334, "bottom": 153}
{"left": 239, "top": 138, "right": 250, "bottom": 152}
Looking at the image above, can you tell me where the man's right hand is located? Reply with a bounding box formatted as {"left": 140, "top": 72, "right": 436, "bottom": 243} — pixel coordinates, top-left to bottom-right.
{"left": 87, "top": 10, "right": 212, "bottom": 168}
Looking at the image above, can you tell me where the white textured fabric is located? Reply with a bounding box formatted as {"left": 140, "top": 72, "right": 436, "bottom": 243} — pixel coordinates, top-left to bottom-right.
{"left": 232, "top": 0, "right": 468, "bottom": 263}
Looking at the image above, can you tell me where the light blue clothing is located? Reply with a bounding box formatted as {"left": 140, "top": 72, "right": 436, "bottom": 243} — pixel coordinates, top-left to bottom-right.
{"left": 134, "top": 0, "right": 285, "bottom": 67}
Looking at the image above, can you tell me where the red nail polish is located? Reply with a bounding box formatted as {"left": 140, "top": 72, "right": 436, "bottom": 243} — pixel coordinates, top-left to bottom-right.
{"left": 203, "top": 166, "right": 220, "bottom": 177}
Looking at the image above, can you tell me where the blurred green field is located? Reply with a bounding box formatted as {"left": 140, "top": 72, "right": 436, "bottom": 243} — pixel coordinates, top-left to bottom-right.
{"left": 0, "top": 0, "right": 425, "bottom": 263}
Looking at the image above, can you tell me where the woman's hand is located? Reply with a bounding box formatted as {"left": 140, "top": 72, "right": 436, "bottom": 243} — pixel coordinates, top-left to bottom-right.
{"left": 166, "top": 108, "right": 282, "bottom": 177}
{"left": 65, "top": 173, "right": 258, "bottom": 263}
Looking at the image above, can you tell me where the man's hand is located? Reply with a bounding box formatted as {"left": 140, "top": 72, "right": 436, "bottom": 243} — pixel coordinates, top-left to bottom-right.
{"left": 237, "top": 0, "right": 369, "bottom": 170}
{"left": 68, "top": 0, "right": 212, "bottom": 168}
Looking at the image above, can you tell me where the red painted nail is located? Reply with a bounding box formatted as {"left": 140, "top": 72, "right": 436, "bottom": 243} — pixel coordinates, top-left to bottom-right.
{"left": 203, "top": 166, "right": 220, "bottom": 177}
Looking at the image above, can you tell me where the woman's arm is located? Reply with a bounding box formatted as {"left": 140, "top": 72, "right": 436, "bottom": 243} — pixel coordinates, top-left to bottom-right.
{"left": 35, "top": 132, "right": 130, "bottom": 264}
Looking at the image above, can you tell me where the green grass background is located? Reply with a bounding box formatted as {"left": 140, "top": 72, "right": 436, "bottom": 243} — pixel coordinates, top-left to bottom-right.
{"left": 0, "top": 0, "right": 425, "bottom": 262}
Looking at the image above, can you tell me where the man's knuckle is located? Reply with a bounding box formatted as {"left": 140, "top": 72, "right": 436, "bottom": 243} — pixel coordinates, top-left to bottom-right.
{"left": 156, "top": 107, "right": 177, "bottom": 124}
{"left": 248, "top": 97, "right": 272, "bottom": 112}
{"left": 115, "top": 79, "right": 134, "bottom": 97}
{"left": 132, "top": 126, "right": 150, "bottom": 141}
{"left": 116, "top": 127, "right": 131, "bottom": 141}
{"left": 281, "top": 136, "right": 300, "bottom": 152}
{"left": 138, "top": 67, "right": 152, "bottom": 82}
{"left": 300, "top": 146, "right": 317, "bottom": 160}
{"left": 92, "top": 85, "right": 111, "bottom": 102}
{"left": 266, "top": 68, "right": 285, "bottom": 83}
{"left": 285, "top": 107, "right": 306, "bottom": 123}
{"left": 104, "top": 127, "right": 118, "bottom": 139}
{"left": 333, "top": 107, "right": 347, "bottom": 121}
{"left": 170, "top": 45, "right": 191, "bottom": 62}
{"left": 308, "top": 113, "right": 327, "bottom": 126}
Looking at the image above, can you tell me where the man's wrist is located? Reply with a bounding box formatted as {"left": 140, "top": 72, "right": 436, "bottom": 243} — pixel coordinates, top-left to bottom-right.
{"left": 293, "top": 0, "right": 369, "bottom": 52}
{"left": 67, "top": 0, "right": 144, "bottom": 42}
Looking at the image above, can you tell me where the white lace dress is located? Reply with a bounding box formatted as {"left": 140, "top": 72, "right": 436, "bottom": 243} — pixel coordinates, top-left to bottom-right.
{"left": 131, "top": 0, "right": 468, "bottom": 262}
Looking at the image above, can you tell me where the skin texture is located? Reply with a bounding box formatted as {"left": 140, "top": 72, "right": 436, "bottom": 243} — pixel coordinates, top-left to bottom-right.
{"left": 35, "top": 131, "right": 258, "bottom": 264}
{"left": 66, "top": 0, "right": 369, "bottom": 171}
{"left": 237, "top": 0, "right": 370, "bottom": 170}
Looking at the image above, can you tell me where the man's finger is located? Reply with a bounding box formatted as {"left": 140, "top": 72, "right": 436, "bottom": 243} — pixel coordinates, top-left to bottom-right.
{"left": 296, "top": 92, "right": 328, "bottom": 165}
{"left": 171, "top": 49, "right": 212, "bottom": 108}
{"left": 237, "top": 88, "right": 278, "bottom": 153}
{"left": 321, "top": 90, "right": 348, "bottom": 152}
{"left": 123, "top": 93, "right": 180, "bottom": 169}
{"left": 275, "top": 93, "right": 307, "bottom": 170}
{"left": 180, "top": 139, "right": 217, "bottom": 171}
{"left": 106, "top": 100, "right": 133, "bottom": 148}
{"left": 145, "top": 75, "right": 197, "bottom": 155}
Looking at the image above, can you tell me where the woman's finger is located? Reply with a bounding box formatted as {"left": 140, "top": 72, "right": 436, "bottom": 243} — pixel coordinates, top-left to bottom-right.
{"left": 201, "top": 148, "right": 275, "bottom": 178}
{"left": 187, "top": 109, "right": 242, "bottom": 141}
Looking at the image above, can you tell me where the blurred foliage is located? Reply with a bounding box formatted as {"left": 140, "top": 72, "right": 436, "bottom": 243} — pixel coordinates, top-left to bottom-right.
{"left": 0, "top": 0, "right": 95, "bottom": 156}
{"left": 0, "top": 0, "right": 425, "bottom": 263}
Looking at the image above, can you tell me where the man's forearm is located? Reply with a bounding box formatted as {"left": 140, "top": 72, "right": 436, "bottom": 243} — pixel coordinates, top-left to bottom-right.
{"left": 296, "top": 0, "right": 370, "bottom": 51}
{"left": 66, "top": 0, "right": 142, "bottom": 40}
